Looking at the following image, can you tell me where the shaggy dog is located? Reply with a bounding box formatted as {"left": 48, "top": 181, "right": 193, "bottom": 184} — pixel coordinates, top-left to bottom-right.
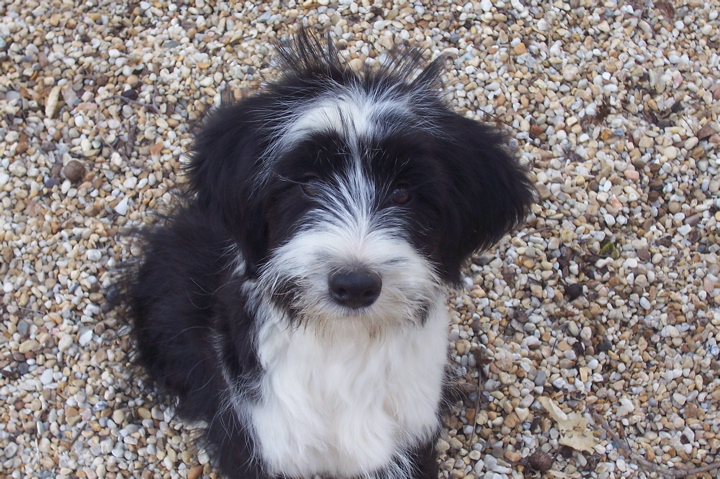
{"left": 126, "top": 31, "right": 535, "bottom": 479}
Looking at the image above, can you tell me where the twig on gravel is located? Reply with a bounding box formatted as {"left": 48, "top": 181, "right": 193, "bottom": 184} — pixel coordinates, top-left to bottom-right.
{"left": 468, "top": 347, "right": 492, "bottom": 450}
{"left": 94, "top": 107, "right": 143, "bottom": 166}
{"left": 593, "top": 412, "right": 720, "bottom": 477}
{"left": 107, "top": 94, "right": 161, "bottom": 113}
{"left": 515, "top": 226, "right": 553, "bottom": 239}
{"left": 123, "top": 117, "right": 138, "bottom": 160}
{"left": 15, "top": 306, "right": 45, "bottom": 318}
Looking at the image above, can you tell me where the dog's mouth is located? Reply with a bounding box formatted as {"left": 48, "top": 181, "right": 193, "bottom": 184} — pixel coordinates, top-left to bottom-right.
{"left": 265, "top": 272, "right": 437, "bottom": 332}
{"left": 269, "top": 274, "right": 382, "bottom": 321}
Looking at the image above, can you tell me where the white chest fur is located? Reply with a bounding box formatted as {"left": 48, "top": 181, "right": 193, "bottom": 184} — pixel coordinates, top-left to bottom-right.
{"left": 248, "top": 302, "right": 448, "bottom": 478}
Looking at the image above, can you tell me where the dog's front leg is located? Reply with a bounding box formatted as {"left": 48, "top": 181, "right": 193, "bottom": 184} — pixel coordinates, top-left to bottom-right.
{"left": 413, "top": 440, "right": 439, "bottom": 479}
{"left": 204, "top": 404, "right": 267, "bottom": 479}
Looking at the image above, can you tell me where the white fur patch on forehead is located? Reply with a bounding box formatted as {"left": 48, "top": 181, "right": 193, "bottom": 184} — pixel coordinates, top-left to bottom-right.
{"left": 289, "top": 89, "right": 407, "bottom": 140}
{"left": 255, "top": 86, "right": 411, "bottom": 188}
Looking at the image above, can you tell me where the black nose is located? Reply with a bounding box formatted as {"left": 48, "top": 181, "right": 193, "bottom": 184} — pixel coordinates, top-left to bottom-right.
{"left": 328, "top": 270, "right": 382, "bottom": 309}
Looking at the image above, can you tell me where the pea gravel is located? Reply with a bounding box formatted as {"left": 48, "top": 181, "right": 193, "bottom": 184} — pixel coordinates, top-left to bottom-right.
{"left": 1, "top": 1, "right": 719, "bottom": 478}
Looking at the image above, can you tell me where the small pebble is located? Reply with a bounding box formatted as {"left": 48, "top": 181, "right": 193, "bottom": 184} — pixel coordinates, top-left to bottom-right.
{"left": 40, "top": 369, "right": 54, "bottom": 386}
{"left": 4, "top": 442, "right": 18, "bottom": 459}
{"left": 115, "top": 198, "right": 129, "bottom": 215}
{"left": 78, "top": 330, "right": 94, "bottom": 347}
{"left": 617, "top": 397, "right": 635, "bottom": 417}
{"left": 62, "top": 160, "right": 86, "bottom": 182}
{"left": 57, "top": 334, "right": 73, "bottom": 352}
{"left": 112, "top": 410, "right": 125, "bottom": 424}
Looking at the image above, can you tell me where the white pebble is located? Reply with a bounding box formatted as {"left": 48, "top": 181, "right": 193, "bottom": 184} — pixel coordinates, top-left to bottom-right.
{"left": 677, "top": 224, "right": 692, "bottom": 236}
{"left": 563, "top": 65, "right": 579, "bottom": 82}
{"left": 624, "top": 258, "right": 638, "bottom": 269}
{"left": 664, "top": 146, "right": 678, "bottom": 160}
{"left": 115, "top": 197, "right": 129, "bottom": 215}
{"left": 617, "top": 397, "right": 635, "bottom": 416}
{"left": 123, "top": 176, "right": 138, "bottom": 189}
{"left": 662, "top": 325, "right": 680, "bottom": 338}
{"left": 580, "top": 327, "right": 592, "bottom": 341}
{"left": 58, "top": 334, "right": 74, "bottom": 352}
{"left": 79, "top": 329, "right": 94, "bottom": 347}
{"left": 4, "top": 442, "right": 18, "bottom": 458}
{"left": 40, "top": 369, "right": 55, "bottom": 386}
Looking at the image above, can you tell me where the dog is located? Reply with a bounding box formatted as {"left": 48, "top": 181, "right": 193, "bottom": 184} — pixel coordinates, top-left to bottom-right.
{"left": 126, "top": 30, "right": 535, "bottom": 479}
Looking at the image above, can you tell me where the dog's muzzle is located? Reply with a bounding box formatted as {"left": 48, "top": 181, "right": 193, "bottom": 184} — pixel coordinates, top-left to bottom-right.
{"left": 328, "top": 270, "right": 382, "bottom": 309}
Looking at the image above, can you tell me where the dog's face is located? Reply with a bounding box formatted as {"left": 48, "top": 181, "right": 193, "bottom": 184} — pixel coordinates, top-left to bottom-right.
{"left": 188, "top": 33, "right": 535, "bottom": 328}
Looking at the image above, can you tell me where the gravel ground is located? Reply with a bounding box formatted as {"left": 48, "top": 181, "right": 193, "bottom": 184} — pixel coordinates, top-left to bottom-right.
{"left": 2, "top": 1, "right": 720, "bottom": 478}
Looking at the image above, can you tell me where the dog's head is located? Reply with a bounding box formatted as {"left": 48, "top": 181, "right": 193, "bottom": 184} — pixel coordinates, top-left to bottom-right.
{"left": 187, "top": 31, "right": 535, "bottom": 327}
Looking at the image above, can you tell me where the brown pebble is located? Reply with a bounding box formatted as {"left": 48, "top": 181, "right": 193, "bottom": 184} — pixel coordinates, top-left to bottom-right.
{"left": 529, "top": 123, "right": 545, "bottom": 136}
{"left": 465, "top": 408, "right": 476, "bottom": 423}
{"left": 637, "top": 248, "right": 651, "bottom": 262}
{"left": 643, "top": 443, "right": 656, "bottom": 461}
{"left": 503, "top": 412, "right": 520, "bottom": 428}
{"left": 18, "top": 339, "right": 39, "bottom": 354}
{"left": 188, "top": 464, "right": 203, "bottom": 479}
{"left": 514, "top": 42, "right": 527, "bottom": 55}
{"left": 558, "top": 445, "right": 574, "bottom": 459}
{"left": 504, "top": 450, "right": 521, "bottom": 463}
{"left": 697, "top": 123, "right": 716, "bottom": 140}
{"left": 565, "top": 283, "right": 584, "bottom": 301}
{"left": 16, "top": 133, "right": 29, "bottom": 154}
{"left": 527, "top": 450, "right": 553, "bottom": 472}
{"left": 121, "top": 89, "right": 139, "bottom": 100}
{"left": 62, "top": 160, "right": 86, "bottom": 182}
{"left": 685, "top": 214, "right": 701, "bottom": 226}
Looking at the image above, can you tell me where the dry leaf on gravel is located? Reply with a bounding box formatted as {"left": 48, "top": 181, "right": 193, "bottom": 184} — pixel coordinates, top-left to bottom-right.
{"left": 538, "top": 397, "right": 598, "bottom": 453}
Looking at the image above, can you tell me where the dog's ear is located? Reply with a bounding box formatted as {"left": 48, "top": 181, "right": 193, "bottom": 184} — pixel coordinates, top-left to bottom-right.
{"left": 185, "top": 100, "right": 269, "bottom": 276}
{"left": 433, "top": 114, "right": 536, "bottom": 283}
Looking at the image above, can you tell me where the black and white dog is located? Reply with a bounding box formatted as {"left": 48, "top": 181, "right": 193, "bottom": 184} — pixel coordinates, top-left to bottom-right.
{"left": 127, "top": 31, "right": 534, "bottom": 479}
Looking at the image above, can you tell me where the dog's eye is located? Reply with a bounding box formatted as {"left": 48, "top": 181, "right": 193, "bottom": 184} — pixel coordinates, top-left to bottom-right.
{"left": 301, "top": 178, "right": 322, "bottom": 197}
{"left": 389, "top": 185, "right": 411, "bottom": 205}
